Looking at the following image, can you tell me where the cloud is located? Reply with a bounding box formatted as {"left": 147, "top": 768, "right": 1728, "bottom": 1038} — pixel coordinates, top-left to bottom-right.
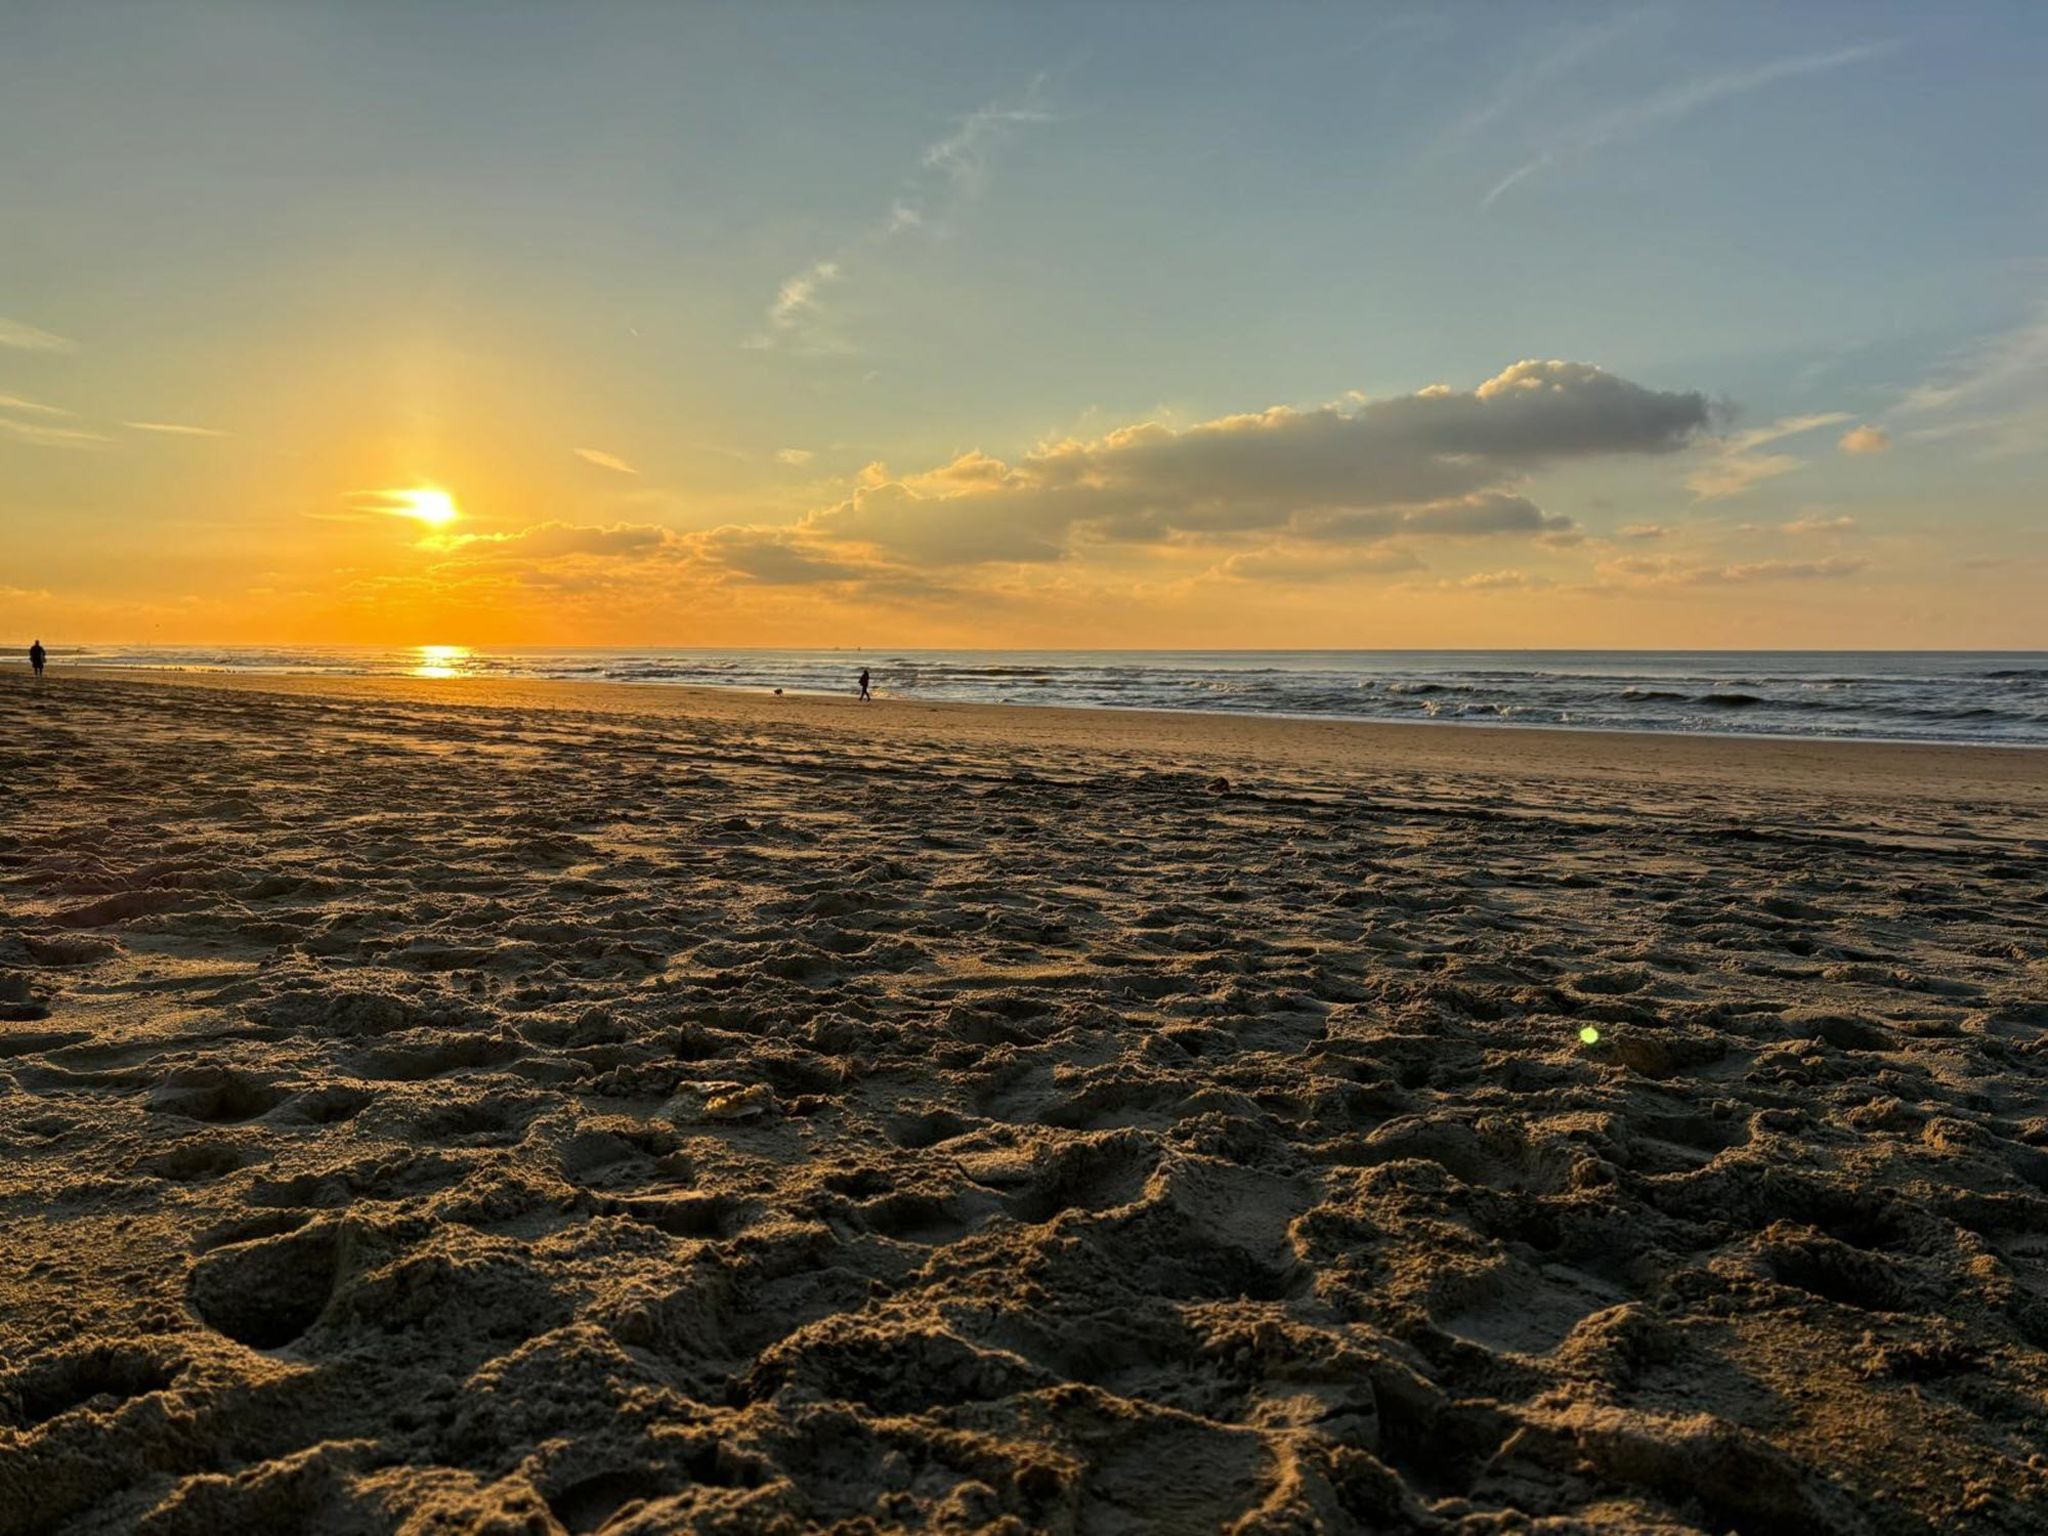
{"left": 1729, "top": 412, "right": 1856, "bottom": 450}
{"left": 1602, "top": 554, "right": 1866, "bottom": 586}
{"left": 438, "top": 522, "right": 678, "bottom": 560}
{"left": 1686, "top": 411, "right": 1852, "bottom": 500}
{"left": 1388, "top": 566, "right": 1559, "bottom": 595}
{"left": 286, "top": 361, "right": 1717, "bottom": 619}
{"left": 574, "top": 447, "right": 639, "bottom": 475}
{"left": 1212, "top": 544, "right": 1425, "bottom": 584}
{"left": 919, "top": 87, "right": 1055, "bottom": 195}
{"left": 0, "top": 393, "right": 69, "bottom": 416}
{"left": 1456, "top": 568, "right": 1547, "bottom": 591}
{"left": 775, "top": 448, "right": 815, "bottom": 466}
{"left": 0, "top": 395, "right": 224, "bottom": 447}
{"left": 1836, "top": 424, "right": 1889, "bottom": 455}
{"left": 1782, "top": 513, "right": 1857, "bottom": 535}
{"left": 751, "top": 261, "right": 844, "bottom": 349}
{"left": 801, "top": 360, "right": 1707, "bottom": 566}
{"left": 685, "top": 526, "right": 867, "bottom": 585}
{"left": 1879, "top": 302, "right": 2048, "bottom": 459}
{"left": 1295, "top": 491, "right": 1571, "bottom": 543}
{"left": 0, "top": 415, "right": 109, "bottom": 449}
{"left": 1696, "top": 557, "right": 1866, "bottom": 583}
{"left": 127, "top": 420, "right": 228, "bottom": 438}
{"left": 1484, "top": 40, "right": 1899, "bottom": 206}
{"left": 749, "top": 78, "right": 1052, "bottom": 351}
{"left": 1439, "top": 8, "right": 1655, "bottom": 152}
{"left": 0, "top": 317, "right": 74, "bottom": 352}
{"left": 349, "top": 489, "right": 436, "bottom": 517}
{"left": 1897, "top": 303, "right": 2048, "bottom": 417}
{"left": 0, "top": 391, "right": 107, "bottom": 447}
{"left": 1616, "top": 522, "right": 1671, "bottom": 540}
{"left": 1686, "top": 451, "right": 1801, "bottom": 500}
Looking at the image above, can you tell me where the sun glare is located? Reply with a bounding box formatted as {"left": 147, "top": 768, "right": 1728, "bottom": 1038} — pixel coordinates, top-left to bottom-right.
{"left": 411, "top": 644, "right": 471, "bottom": 679}
{"left": 392, "top": 487, "right": 459, "bottom": 527}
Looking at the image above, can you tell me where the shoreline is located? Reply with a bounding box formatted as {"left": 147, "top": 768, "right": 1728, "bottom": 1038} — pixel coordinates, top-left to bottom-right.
{"left": 35, "top": 664, "right": 2048, "bottom": 810}
{"left": 11, "top": 648, "right": 2044, "bottom": 755}
{"left": 24, "top": 662, "right": 2048, "bottom": 756}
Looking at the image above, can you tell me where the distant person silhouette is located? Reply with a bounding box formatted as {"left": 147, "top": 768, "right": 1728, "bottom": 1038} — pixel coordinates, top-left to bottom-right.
{"left": 28, "top": 640, "right": 45, "bottom": 679}
{"left": 858, "top": 667, "right": 871, "bottom": 702}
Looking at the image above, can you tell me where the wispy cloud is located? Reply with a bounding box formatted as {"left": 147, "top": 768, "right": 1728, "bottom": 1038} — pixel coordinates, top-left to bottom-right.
{"left": 436, "top": 521, "right": 678, "bottom": 559}
{"left": 575, "top": 447, "right": 639, "bottom": 475}
{"left": 1602, "top": 553, "right": 1866, "bottom": 586}
{"left": 919, "top": 88, "right": 1055, "bottom": 195}
{"left": 0, "top": 317, "right": 75, "bottom": 352}
{"left": 1211, "top": 544, "right": 1423, "bottom": 585}
{"left": 1853, "top": 301, "right": 2048, "bottom": 464}
{"left": 760, "top": 261, "right": 843, "bottom": 346}
{"left": 1454, "top": 568, "right": 1550, "bottom": 591}
{"left": 1483, "top": 40, "right": 1898, "bottom": 207}
{"left": 126, "top": 420, "right": 228, "bottom": 438}
{"left": 1439, "top": 7, "right": 1658, "bottom": 153}
{"left": 1884, "top": 301, "right": 2048, "bottom": 417}
{"left": 0, "top": 415, "right": 109, "bottom": 449}
{"left": 748, "top": 77, "right": 1054, "bottom": 352}
{"left": 776, "top": 448, "right": 815, "bottom": 466}
{"left": 1686, "top": 411, "right": 1851, "bottom": 500}
{"left": 0, "top": 392, "right": 71, "bottom": 416}
{"left": 0, "top": 394, "right": 226, "bottom": 447}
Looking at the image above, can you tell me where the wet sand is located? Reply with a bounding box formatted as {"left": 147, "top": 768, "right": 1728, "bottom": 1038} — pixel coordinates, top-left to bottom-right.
{"left": 2, "top": 668, "right": 2046, "bottom": 1533}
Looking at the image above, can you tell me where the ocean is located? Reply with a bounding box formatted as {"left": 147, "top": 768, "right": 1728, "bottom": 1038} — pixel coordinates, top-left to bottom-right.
{"left": 23, "top": 646, "right": 2048, "bottom": 747}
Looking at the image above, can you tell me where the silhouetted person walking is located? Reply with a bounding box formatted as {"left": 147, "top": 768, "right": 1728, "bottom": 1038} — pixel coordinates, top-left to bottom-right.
{"left": 28, "top": 640, "right": 45, "bottom": 679}
{"left": 858, "top": 667, "right": 871, "bottom": 702}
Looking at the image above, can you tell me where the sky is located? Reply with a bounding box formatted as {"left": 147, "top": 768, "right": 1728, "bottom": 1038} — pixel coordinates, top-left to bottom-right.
{"left": 3, "top": 1, "right": 2045, "bottom": 650}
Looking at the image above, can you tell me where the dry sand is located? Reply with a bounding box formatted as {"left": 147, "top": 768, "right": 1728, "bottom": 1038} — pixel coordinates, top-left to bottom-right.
{"left": 2, "top": 668, "right": 2046, "bottom": 1534}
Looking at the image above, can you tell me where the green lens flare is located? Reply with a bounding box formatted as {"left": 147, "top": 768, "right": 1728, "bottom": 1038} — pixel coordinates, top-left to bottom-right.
{"left": 1579, "top": 1025, "right": 1601, "bottom": 1046}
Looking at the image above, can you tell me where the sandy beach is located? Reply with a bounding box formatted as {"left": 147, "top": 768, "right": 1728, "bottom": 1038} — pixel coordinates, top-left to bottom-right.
{"left": 2, "top": 668, "right": 2045, "bottom": 1534}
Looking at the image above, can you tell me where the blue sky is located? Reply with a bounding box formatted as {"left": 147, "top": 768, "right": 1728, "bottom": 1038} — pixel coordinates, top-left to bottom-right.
{"left": 3, "top": 2, "right": 2044, "bottom": 646}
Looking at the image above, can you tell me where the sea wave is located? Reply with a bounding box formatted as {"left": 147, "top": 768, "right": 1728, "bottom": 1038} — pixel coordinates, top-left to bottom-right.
{"left": 27, "top": 647, "right": 2047, "bottom": 746}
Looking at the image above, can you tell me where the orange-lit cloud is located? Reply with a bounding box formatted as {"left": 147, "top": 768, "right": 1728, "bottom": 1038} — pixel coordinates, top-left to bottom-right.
{"left": 304, "top": 361, "right": 1717, "bottom": 633}
{"left": 1838, "top": 424, "right": 1890, "bottom": 454}
{"left": 1600, "top": 554, "right": 1865, "bottom": 586}
{"left": 438, "top": 521, "right": 676, "bottom": 560}
{"left": 804, "top": 361, "right": 1706, "bottom": 565}
{"left": 352, "top": 488, "right": 461, "bottom": 528}
{"left": 126, "top": 420, "right": 228, "bottom": 438}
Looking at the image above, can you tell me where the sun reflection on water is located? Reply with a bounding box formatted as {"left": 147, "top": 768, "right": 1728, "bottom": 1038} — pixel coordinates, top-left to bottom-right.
{"left": 411, "top": 644, "right": 470, "bottom": 679}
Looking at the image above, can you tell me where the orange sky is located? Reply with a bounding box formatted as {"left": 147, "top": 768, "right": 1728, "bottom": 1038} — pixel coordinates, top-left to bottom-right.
{"left": 5, "top": 7, "right": 2043, "bottom": 651}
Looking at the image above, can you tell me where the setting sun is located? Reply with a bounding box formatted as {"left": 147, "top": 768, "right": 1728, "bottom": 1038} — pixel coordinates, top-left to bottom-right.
{"left": 391, "top": 488, "right": 458, "bottom": 528}
{"left": 410, "top": 643, "right": 470, "bottom": 678}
